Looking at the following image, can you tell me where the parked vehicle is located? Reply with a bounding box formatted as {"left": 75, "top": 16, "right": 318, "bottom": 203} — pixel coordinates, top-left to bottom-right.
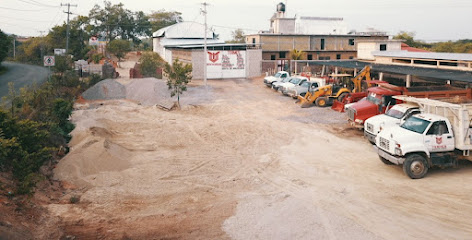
{"left": 364, "top": 103, "right": 420, "bottom": 144}
{"left": 375, "top": 96, "right": 472, "bottom": 179}
{"left": 347, "top": 84, "right": 472, "bottom": 128}
{"left": 298, "top": 65, "right": 373, "bottom": 108}
{"left": 279, "top": 76, "right": 309, "bottom": 95}
{"left": 272, "top": 76, "right": 292, "bottom": 91}
{"left": 286, "top": 78, "right": 326, "bottom": 98}
{"left": 264, "top": 71, "right": 290, "bottom": 87}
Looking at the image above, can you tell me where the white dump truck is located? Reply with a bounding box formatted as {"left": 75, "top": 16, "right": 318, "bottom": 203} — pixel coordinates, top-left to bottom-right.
{"left": 364, "top": 103, "right": 420, "bottom": 144}
{"left": 375, "top": 95, "right": 472, "bottom": 179}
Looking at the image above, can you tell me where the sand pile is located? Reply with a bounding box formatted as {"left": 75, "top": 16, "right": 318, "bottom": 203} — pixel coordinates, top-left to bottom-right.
{"left": 82, "top": 79, "right": 126, "bottom": 100}
{"left": 54, "top": 126, "right": 131, "bottom": 187}
{"left": 125, "top": 78, "right": 174, "bottom": 107}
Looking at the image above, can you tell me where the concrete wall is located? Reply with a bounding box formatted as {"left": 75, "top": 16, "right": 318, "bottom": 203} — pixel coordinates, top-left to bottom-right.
{"left": 246, "top": 49, "right": 263, "bottom": 78}
{"left": 191, "top": 50, "right": 204, "bottom": 79}
{"left": 274, "top": 18, "right": 296, "bottom": 34}
{"left": 357, "top": 41, "right": 402, "bottom": 60}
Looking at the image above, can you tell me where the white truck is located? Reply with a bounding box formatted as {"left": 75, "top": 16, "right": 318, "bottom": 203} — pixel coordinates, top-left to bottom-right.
{"left": 364, "top": 103, "right": 420, "bottom": 144}
{"left": 375, "top": 96, "right": 472, "bottom": 179}
{"left": 264, "top": 71, "right": 289, "bottom": 87}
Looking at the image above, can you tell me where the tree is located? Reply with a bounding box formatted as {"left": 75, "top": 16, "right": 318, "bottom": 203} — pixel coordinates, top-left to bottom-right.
{"left": 0, "top": 30, "right": 11, "bottom": 64}
{"left": 227, "top": 29, "right": 245, "bottom": 43}
{"left": 290, "top": 49, "right": 304, "bottom": 60}
{"left": 393, "top": 31, "right": 431, "bottom": 49}
{"left": 88, "top": 1, "right": 151, "bottom": 42}
{"left": 48, "top": 16, "right": 92, "bottom": 60}
{"left": 107, "top": 39, "right": 131, "bottom": 62}
{"left": 164, "top": 59, "right": 192, "bottom": 106}
{"left": 139, "top": 51, "right": 164, "bottom": 77}
{"left": 149, "top": 10, "right": 183, "bottom": 32}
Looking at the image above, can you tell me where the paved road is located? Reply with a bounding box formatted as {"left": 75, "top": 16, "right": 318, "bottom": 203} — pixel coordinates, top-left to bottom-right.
{"left": 0, "top": 61, "right": 49, "bottom": 98}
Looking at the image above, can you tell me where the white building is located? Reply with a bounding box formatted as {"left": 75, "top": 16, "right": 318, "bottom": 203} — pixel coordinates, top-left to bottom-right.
{"left": 152, "top": 22, "right": 224, "bottom": 63}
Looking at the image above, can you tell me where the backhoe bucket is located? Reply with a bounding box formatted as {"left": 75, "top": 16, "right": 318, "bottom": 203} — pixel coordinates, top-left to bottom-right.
{"left": 297, "top": 96, "right": 313, "bottom": 108}
{"left": 331, "top": 100, "right": 346, "bottom": 112}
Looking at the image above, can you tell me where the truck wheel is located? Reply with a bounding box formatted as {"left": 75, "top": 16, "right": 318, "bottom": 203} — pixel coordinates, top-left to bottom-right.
{"left": 403, "top": 154, "right": 428, "bottom": 179}
{"left": 315, "top": 97, "right": 328, "bottom": 107}
{"left": 338, "top": 93, "right": 349, "bottom": 102}
{"left": 379, "top": 156, "right": 393, "bottom": 165}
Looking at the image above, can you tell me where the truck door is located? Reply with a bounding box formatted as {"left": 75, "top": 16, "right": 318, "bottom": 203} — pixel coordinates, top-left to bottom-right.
{"left": 424, "top": 121, "right": 455, "bottom": 152}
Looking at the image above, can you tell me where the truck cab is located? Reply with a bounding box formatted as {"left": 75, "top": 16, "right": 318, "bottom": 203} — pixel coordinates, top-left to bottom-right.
{"left": 347, "top": 86, "right": 402, "bottom": 128}
{"left": 375, "top": 113, "right": 456, "bottom": 179}
{"left": 264, "top": 71, "right": 289, "bottom": 87}
{"left": 364, "top": 103, "right": 420, "bottom": 144}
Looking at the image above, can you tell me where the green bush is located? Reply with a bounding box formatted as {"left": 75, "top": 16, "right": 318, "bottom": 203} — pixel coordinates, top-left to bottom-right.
{"left": 139, "top": 51, "right": 164, "bottom": 77}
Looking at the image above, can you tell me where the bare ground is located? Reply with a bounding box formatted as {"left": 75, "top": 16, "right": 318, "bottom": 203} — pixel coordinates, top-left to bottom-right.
{"left": 30, "top": 76, "right": 472, "bottom": 239}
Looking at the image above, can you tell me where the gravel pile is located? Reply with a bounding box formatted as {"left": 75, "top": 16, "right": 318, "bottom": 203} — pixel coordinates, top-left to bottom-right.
{"left": 125, "top": 78, "right": 174, "bottom": 106}
{"left": 82, "top": 79, "right": 126, "bottom": 100}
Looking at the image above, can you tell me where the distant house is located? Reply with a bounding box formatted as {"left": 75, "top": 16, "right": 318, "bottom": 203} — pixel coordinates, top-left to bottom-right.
{"left": 152, "top": 22, "right": 224, "bottom": 63}
{"left": 246, "top": 2, "right": 389, "bottom": 67}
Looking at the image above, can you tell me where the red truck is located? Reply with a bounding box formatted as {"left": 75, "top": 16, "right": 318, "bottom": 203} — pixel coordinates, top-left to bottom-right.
{"left": 346, "top": 83, "right": 472, "bottom": 128}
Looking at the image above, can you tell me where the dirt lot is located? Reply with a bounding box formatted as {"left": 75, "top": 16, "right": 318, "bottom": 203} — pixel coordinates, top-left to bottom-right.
{"left": 47, "top": 77, "right": 472, "bottom": 239}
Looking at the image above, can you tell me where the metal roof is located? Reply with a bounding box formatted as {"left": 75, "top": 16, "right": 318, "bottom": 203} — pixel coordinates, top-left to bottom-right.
{"left": 165, "top": 43, "right": 257, "bottom": 50}
{"left": 152, "top": 21, "right": 215, "bottom": 39}
{"left": 372, "top": 51, "right": 472, "bottom": 61}
{"left": 304, "top": 60, "right": 472, "bottom": 82}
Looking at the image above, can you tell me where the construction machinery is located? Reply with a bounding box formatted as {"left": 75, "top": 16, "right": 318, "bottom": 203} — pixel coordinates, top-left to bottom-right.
{"left": 298, "top": 66, "right": 372, "bottom": 108}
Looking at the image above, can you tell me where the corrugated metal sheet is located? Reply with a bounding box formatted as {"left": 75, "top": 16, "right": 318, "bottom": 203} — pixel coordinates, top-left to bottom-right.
{"left": 306, "top": 60, "right": 472, "bottom": 82}
{"left": 372, "top": 51, "right": 472, "bottom": 61}
{"left": 152, "top": 21, "right": 214, "bottom": 39}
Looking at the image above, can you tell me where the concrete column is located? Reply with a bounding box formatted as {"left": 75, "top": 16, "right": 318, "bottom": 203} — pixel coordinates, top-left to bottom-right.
{"left": 447, "top": 80, "right": 451, "bottom": 85}
{"left": 335, "top": 67, "right": 338, "bottom": 81}
{"left": 379, "top": 72, "right": 384, "bottom": 81}
{"left": 295, "top": 61, "right": 297, "bottom": 74}
{"left": 354, "top": 68, "right": 358, "bottom": 76}
{"left": 321, "top": 65, "right": 326, "bottom": 76}
{"left": 406, "top": 75, "right": 411, "bottom": 87}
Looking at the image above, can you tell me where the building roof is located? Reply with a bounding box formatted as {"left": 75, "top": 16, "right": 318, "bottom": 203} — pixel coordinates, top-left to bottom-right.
{"left": 302, "top": 60, "right": 472, "bottom": 82}
{"left": 152, "top": 21, "right": 215, "bottom": 39}
{"left": 372, "top": 51, "right": 472, "bottom": 61}
{"left": 401, "top": 43, "right": 430, "bottom": 53}
{"left": 165, "top": 43, "right": 257, "bottom": 50}
{"left": 159, "top": 38, "right": 224, "bottom": 47}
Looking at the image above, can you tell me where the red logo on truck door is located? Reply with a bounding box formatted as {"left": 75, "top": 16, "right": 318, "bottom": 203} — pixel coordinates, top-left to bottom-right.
{"left": 208, "top": 51, "right": 220, "bottom": 63}
{"left": 436, "top": 137, "right": 442, "bottom": 144}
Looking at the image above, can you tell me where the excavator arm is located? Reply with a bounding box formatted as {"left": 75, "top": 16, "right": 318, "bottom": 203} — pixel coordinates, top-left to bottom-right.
{"left": 352, "top": 65, "right": 372, "bottom": 93}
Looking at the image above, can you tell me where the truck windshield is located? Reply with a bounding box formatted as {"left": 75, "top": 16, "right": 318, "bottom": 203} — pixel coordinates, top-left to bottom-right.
{"left": 385, "top": 108, "right": 404, "bottom": 119}
{"left": 300, "top": 82, "right": 309, "bottom": 87}
{"left": 366, "top": 92, "right": 381, "bottom": 105}
{"left": 290, "top": 78, "right": 302, "bottom": 84}
{"left": 401, "top": 116, "right": 430, "bottom": 134}
{"left": 282, "top": 78, "right": 291, "bottom": 82}
{"left": 274, "top": 73, "right": 282, "bottom": 78}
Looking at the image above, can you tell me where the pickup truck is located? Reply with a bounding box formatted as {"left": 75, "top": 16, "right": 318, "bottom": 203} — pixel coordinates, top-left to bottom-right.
{"left": 375, "top": 96, "right": 472, "bottom": 179}
{"left": 286, "top": 77, "right": 326, "bottom": 98}
{"left": 347, "top": 83, "right": 472, "bottom": 128}
{"left": 278, "top": 76, "right": 309, "bottom": 95}
{"left": 364, "top": 103, "right": 420, "bottom": 144}
{"left": 264, "top": 71, "right": 290, "bottom": 87}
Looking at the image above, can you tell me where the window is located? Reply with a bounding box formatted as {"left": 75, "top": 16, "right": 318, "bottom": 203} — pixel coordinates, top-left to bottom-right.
{"left": 349, "top": 39, "right": 355, "bottom": 46}
{"left": 279, "top": 52, "right": 286, "bottom": 58}
{"left": 427, "top": 121, "right": 449, "bottom": 135}
{"left": 252, "top": 38, "right": 256, "bottom": 47}
{"left": 349, "top": 56, "right": 354, "bottom": 59}
{"left": 271, "top": 55, "right": 276, "bottom": 60}
{"left": 320, "top": 39, "right": 325, "bottom": 50}
{"left": 380, "top": 44, "right": 387, "bottom": 51}
{"left": 307, "top": 54, "right": 313, "bottom": 60}
{"left": 319, "top": 56, "right": 331, "bottom": 60}
{"left": 336, "top": 54, "right": 341, "bottom": 60}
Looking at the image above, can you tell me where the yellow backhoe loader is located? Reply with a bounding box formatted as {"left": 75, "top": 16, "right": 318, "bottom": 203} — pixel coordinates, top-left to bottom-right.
{"left": 297, "top": 66, "right": 372, "bottom": 108}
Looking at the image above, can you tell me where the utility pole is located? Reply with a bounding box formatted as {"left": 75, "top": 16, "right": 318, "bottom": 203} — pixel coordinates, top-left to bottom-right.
{"left": 201, "top": 2, "right": 208, "bottom": 86}
{"left": 39, "top": 31, "right": 45, "bottom": 60}
{"left": 12, "top": 36, "right": 15, "bottom": 59}
{"left": 61, "top": 3, "right": 77, "bottom": 54}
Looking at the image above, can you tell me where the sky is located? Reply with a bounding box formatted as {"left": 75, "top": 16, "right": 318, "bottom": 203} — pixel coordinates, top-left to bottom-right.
{"left": 1, "top": 0, "right": 471, "bottom": 42}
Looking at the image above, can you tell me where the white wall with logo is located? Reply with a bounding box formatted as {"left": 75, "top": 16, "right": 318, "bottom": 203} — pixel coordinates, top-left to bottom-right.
{"left": 206, "top": 51, "right": 246, "bottom": 79}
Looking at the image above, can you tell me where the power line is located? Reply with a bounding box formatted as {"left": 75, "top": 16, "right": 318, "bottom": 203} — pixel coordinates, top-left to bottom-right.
{"left": 0, "top": 6, "right": 51, "bottom": 12}
{"left": 0, "top": 15, "right": 55, "bottom": 23}
{"left": 17, "top": 0, "right": 59, "bottom": 8}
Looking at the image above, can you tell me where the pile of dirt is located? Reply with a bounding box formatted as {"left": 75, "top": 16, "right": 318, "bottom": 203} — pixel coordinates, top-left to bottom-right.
{"left": 82, "top": 79, "right": 126, "bottom": 100}
{"left": 125, "top": 78, "right": 174, "bottom": 107}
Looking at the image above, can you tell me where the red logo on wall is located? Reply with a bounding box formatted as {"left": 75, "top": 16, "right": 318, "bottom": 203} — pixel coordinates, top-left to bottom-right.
{"left": 208, "top": 51, "right": 220, "bottom": 63}
{"left": 436, "top": 137, "right": 443, "bottom": 144}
